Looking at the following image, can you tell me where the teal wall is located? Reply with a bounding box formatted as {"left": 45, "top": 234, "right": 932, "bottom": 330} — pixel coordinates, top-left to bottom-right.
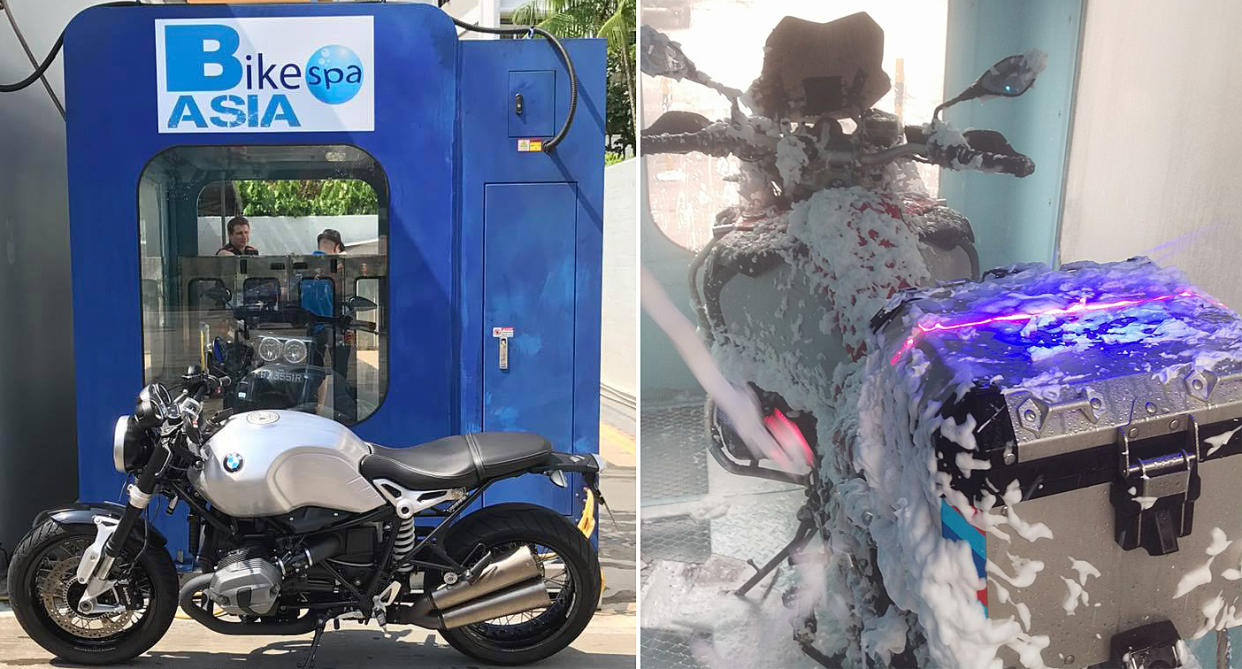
{"left": 940, "top": 0, "right": 1085, "bottom": 271}
{"left": 638, "top": 161, "right": 701, "bottom": 398}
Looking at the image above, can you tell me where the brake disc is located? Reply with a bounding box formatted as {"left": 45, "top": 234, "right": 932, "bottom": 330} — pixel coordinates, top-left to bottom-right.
{"left": 37, "top": 539, "right": 140, "bottom": 639}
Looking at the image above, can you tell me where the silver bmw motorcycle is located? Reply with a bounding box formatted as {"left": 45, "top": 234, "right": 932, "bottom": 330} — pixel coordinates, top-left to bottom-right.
{"left": 7, "top": 368, "right": 605, "bottom": 666}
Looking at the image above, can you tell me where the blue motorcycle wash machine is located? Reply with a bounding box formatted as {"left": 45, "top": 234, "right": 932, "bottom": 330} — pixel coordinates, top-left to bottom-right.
{"left": 63, "top": 3, "right": 605, "bottom": 565}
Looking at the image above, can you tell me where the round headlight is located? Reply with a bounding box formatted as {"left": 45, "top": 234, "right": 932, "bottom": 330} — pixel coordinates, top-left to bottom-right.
{"left": 257, "top": 337, "right": 281, "bottom": 362}
{"left": 113, "top": 415, "right": 151, "bottom": 474}
{"left": 283, "top": 339, "right": 308, "bottom": 364}
{"left": 113, "top": 416, "right": 130, "bottom": 473}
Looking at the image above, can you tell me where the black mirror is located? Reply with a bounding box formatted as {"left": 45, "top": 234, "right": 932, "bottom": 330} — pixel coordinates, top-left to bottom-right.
{"left": 978, "top": 53, "right": 1042, "bottom": 97}
{"left": 641, "top": 25, "right": 743, "bottom": 101}
{"left": 203, "top": 285, "right": 232, "bottom": 307}
{"left": 936, "top": 50, "right": 1045, "bottom": 116}
{"left": 640, "top": 25, "right": 696, "bottom": 81}
{"left": 347, "top": 295, "right": 377, "bottom": 313}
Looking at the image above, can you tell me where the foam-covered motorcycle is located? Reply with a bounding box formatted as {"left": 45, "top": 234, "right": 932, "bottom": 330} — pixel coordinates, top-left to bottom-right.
{"left": 643, "top": 12, "right": 1039, "bottom": 665}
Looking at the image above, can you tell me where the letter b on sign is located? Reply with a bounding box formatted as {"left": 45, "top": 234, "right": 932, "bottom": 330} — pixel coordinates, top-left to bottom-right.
{"left": 165, "top": 24, "right": 241, "bottom": 91}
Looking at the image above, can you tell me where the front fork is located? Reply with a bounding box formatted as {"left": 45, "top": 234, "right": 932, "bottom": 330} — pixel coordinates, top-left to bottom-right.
{"left": 75, "top": 445, "right": 170, "bottom": 614}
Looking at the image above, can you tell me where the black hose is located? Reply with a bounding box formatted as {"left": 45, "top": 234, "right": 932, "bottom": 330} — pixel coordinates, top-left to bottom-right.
{"left": 450, "top": 18, "right": 578, "bottom": 152}
{"left": 0, "top": 32, "right": 62, "bottom": 93}
{"left": 0, "top": 2, "right": 142, "bottom": 94}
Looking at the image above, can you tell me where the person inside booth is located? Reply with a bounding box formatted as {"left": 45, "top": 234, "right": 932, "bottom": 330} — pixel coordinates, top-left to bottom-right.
{"left": 216, "top": 216, "right": 259, "bottom": 255}
{"left": 314, "top": 228, "right": 346, "bottom": 255}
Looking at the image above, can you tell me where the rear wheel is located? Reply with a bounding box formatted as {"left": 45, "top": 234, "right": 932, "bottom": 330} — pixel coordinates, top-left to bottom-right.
{"left": 436, "top": 505, "right": 601, "bottom": 665}
{"left": 8, "top": 520, "right": 178, "bottom": 665}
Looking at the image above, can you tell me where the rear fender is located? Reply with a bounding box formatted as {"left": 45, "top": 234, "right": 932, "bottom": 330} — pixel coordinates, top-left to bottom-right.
{"left": 529, "top": 451, "right": 606, "bottom": 491}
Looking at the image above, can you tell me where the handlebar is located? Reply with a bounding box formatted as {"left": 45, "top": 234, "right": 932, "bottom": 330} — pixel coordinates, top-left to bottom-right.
{"left": 925, "top": 126, "right": 1034, "bottom": 177}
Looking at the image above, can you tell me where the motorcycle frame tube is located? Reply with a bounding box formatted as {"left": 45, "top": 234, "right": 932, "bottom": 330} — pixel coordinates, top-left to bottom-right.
{"left": 704, "top": 398, "right": 809, "bottom": 486}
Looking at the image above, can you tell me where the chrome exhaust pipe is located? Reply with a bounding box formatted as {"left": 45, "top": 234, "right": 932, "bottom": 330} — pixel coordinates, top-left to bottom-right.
{"left": 434, "top": 545, "right": 542, "bottom": 610}
{"left": 440, "top": 580, "right": 553, "bottom": 629}
{"left": 410, "top": 545, "right": 543, "bottom": 619}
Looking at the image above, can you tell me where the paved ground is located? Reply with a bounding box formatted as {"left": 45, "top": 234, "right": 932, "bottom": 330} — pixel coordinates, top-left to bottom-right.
{"left": 0, "top": 412, "right": 637, "bottom": 667}
{"left": 0, "top": 612, "right": 635, "bottom": 668}
{"left": 598, "top": 418, "right": 637, "bottom": 615}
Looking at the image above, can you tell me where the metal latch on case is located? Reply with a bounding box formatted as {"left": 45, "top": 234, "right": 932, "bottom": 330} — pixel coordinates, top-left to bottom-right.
{"left": 1110, "top": 414, "right": 1201, "bottom": 556}
{"left": 492, "top": 326, "right": 514, "bottom": 371}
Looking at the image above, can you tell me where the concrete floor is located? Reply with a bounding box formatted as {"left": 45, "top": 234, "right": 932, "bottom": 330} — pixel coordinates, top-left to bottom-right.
{"left": 0, "top": 611, "right": 635, "bottom": 668}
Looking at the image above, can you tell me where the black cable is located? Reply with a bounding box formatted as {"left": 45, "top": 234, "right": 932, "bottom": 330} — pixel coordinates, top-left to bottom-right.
{"left": 2, "top": 1, "right": 65, "bottom": 117}
{"left": 450, "top": 17, "right": 578, "bottom": 151}
{"left": 0, "top": 2, "right": 141, "bottom": 94}
{"left": 0, "top": 30, "right": 61, "bottom": 93}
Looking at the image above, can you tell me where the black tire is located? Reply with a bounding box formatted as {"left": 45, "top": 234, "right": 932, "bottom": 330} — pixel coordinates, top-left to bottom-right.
{"left": 436, "top": 504, "right": 601, "bottom": 665}
{"left": 8, "top": 519, "right": 178, "bottom": 665}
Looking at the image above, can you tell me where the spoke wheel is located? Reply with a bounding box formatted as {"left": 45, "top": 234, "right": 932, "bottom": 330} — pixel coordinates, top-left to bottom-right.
{"left": 432, "top": 505, "right": 601, "bottom": 665}
{"left": 460, "top": 543, "right": 575, "bottom": 647}
{"left": 9, "top": 519, "right": 178, "bottom": 665}
{"left": 33, "top": 537, "right": 147, "bottom": 640}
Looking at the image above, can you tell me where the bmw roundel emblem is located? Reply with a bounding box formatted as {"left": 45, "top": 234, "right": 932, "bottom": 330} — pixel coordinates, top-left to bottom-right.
{"left": 223, "top": 453, "right": 244, "bottom": 473}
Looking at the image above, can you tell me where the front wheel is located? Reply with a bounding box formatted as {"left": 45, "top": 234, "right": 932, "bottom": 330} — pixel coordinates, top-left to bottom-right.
{"left": 8, "top": 519, "right": 178, "bottom": 665}
{"left": 437, "top": 505, "right": 601, "bottom": 665}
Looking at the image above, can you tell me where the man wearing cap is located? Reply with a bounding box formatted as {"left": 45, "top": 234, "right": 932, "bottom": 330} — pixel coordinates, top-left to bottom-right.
{"left": 316, "top": 228, "right": 345, "bottom": 255}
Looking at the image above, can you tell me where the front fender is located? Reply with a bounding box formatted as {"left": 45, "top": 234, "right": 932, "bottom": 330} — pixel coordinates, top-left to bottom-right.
{"left": 34, "top": 502, "right": 169, "bottom": 547}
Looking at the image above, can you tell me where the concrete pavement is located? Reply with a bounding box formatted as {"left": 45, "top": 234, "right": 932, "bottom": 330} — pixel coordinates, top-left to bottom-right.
{"left": 0, "top": 610, "right": 635, "bottom": 668}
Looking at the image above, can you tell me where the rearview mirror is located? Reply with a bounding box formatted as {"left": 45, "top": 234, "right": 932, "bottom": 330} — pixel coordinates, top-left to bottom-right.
{"left": 936, "top": 50, "right": 1046, "bottom": 117}
{"left": 978, "top": 52, "right": 1043, "bottom": 97}
{"left": 203, "top": 285, "right": 232, "bottom": 306}
{"left": 347, "top": 295, "right": 377, "bottom": 313}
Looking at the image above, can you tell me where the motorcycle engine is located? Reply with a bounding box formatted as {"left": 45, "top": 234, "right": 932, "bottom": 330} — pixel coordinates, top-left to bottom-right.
{"left": 205, "top": 547, "right": 282, "bottom": 616}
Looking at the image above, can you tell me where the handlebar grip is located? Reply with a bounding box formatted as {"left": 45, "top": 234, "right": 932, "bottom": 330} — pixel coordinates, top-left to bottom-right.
{"left": 930, "top": 141, "right": 1035, "bottom": 177}
{"left": 977, "top": 151, "right": 1035, "bottom": 177}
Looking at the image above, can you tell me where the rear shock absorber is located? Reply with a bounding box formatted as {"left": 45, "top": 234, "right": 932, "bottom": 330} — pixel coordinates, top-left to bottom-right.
{"left": 392, "top": 518, "right": 416, "bottom": 573}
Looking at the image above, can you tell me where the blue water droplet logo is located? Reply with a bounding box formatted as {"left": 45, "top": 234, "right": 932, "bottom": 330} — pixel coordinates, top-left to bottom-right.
{"left": 305, "top": 45, "right": 364, "bottom": 105}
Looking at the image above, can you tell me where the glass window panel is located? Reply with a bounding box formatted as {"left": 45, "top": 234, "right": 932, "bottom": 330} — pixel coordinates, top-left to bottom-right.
{"left": 138, "top": 144, "right": 388, "bottom": 425}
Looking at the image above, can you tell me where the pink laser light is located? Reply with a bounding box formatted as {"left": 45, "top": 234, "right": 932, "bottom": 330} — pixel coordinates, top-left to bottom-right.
{"left": 888, "top": 289, "right": 1200, "bottom": 365}
{"left": 763, "top": 408, "right": 815, "bottom": 467}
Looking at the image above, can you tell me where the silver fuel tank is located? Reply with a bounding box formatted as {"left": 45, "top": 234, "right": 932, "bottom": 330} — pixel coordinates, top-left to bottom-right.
{"left": 192, "top": 410, "right": 385, "bottom": 518}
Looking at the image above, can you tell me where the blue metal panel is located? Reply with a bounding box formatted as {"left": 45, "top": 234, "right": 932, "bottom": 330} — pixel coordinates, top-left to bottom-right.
{"left": 482, "top": 183, "right": 577, "bottom": 513}
{"left": 459, "top": 40, "right": 607, "bottom": 523}
{"left": 508, "top": 70, "right": 556, "bottom": 138}
{"left": 64, "top": 3, "right": 458, "bottom": 557}
{"left": 61, "top": 3, "right": 605, "bottom": 560}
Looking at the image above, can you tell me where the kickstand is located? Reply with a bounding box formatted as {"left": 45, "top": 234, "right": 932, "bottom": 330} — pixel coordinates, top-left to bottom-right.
{"left": 734, "top": 515, "right": 816, "bottom": 598}
{"left": 298, "top": 619, "right": 327, "bottom": 669}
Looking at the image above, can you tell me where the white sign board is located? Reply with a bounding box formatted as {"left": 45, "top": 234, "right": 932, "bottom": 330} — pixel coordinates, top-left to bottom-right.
{"left": 155, "top": 16, "right": 374, "bottom": 133}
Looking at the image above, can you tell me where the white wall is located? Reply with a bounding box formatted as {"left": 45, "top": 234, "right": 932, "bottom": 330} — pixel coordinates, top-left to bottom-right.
{"left": 1060, "top": 1, "right": 1242, "bottom": 307}
{"left": 602, "top": 159, "right": 637, "bottom": 402}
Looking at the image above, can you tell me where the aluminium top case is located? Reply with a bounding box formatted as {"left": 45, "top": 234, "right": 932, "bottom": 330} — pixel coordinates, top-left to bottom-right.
{"left": 872, "top": 257, "right": 1242, "bottom": 667}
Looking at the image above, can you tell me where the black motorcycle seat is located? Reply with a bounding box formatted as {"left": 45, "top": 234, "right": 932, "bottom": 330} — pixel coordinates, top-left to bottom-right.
{"left": 359, "top": 432, "right": 552, "bottom": 490}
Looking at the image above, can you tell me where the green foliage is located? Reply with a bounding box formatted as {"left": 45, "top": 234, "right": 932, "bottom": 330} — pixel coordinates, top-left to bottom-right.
{"left": 234, "top": 179, "right": 378, "bottom": 217}
{"left": 604, "top": 151, "right": 628, "bottom": 166}
{"left": 512, "top": 0, "right": 635, "bottom": 155}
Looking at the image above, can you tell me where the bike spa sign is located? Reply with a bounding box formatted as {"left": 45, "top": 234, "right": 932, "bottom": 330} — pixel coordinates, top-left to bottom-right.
{"left": 154, "top": 16, "right": 375, "bottom": 133}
